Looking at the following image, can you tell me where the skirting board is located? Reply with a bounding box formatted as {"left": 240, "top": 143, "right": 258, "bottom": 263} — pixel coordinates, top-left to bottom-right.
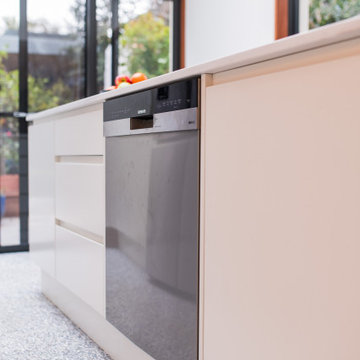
{"left": 42, "top": 271, "right": 155, "bottom": 360}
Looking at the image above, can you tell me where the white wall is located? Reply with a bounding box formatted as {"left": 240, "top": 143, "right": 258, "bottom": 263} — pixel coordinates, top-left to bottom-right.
{"left": 185, "top": 0, "right": 275, "bottom": 67}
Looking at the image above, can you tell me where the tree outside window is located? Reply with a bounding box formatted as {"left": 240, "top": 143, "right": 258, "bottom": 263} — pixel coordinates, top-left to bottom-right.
{"left": 309, "top": 0, "right": 360, "bottom": 28}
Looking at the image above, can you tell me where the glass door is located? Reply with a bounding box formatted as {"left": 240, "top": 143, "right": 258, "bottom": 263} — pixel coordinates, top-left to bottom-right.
{"left": 0, "top": 1, "right": 28, "bottom": 252}
{"left": 0, "top": 116, "right": 25, "bottom": 251}
{"left": 118, "top": 0, "right": 173, "bottom": 79}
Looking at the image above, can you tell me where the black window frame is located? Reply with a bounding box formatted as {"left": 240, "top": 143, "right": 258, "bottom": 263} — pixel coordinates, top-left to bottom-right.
{"left": 288, "top": 0, "right": 300, "bottom": 36}
{"left": 0, "top": 0, "right": 182, "bottom": 252}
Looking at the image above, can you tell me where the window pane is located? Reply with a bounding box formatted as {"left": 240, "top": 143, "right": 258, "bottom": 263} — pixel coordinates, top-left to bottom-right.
{"left": 0, "top": 2, "right": 19, "bottom": 112}
{"left": 97, "top": 0, "right": 112, "bottom": 91}
{"left": 27, "top": 0, "right": 85, "bottom": 112}
{"left": 119, "top": 0, "right": 172, "bottom": 81}
{"left": 0, "top": 117, "right": 20, "bottom": 246}
{"left": 309, "top": 0, "right": 360, "bottom": 29}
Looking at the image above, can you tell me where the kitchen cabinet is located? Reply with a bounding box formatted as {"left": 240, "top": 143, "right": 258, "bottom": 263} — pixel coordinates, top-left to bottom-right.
{"left": 54, "top": 104, "right": 103, "bottom": 156}
{"left": 27, "top": 18, "right": 360, "bottom": 360}
{"left": 55, "top": 225, "right": 105, "bottom": 315}
{"left": 28, "top": 105, "right": 106, "bottom": 316}
{"left": 202, "top": 52, "right": 360, "bottom": 360}
{"left": 55, "top": 162, "right": 105, "bottom": 240}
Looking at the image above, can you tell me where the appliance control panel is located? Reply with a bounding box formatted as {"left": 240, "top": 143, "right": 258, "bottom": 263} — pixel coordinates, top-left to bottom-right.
{"left": 104, "top": 77, "right": 199, "bottom": 122}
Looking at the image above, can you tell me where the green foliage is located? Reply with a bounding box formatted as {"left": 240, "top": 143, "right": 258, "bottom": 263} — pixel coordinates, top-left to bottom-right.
{"left": 28, "top": 77, "right": 72, "bottom": 113}
{"left": 0, "top": 51, "right": 73, "bottom": 174}
{"left": 0, "top": 123, "right": 19, "bottom": 174}
{"left": 309, "top": 0, "right": 360, "bottom": 28}
{"left": 0, "top": 51, "right": 18, "bottom": 112}
{"left": 0, "top": 51, "right": 72, "bottom": 113}
{"left": 121, "top": 12, "right": 169, "bottom": 78}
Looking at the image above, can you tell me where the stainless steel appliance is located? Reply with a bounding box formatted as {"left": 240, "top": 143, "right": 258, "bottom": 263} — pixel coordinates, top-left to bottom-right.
{"left": 104, "top": 78, "right": 199, "bottom": 360}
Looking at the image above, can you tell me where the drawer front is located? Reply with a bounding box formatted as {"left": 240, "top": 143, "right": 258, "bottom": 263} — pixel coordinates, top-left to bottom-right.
{"left": 55, "top": 225, "right": 105, "bottom": 316}
{"left": 55, "top": 104, "right": 104, "bottom": 156}
{"left": 55, "top": 162, "right": 105, "bottom": 239}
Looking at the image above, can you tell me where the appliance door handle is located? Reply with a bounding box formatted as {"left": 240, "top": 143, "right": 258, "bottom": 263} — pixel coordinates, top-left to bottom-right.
{"left": 130, "top": 115, "right": 154, "bottom": 130}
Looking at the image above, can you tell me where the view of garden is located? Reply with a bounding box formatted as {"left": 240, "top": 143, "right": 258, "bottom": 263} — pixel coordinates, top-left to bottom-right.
{"left": 96, "top": 0, "right": 170, "bottom": 89}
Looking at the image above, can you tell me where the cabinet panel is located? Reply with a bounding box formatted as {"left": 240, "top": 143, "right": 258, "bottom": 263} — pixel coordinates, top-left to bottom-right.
{"left": 55, "top": 104, "right": 104, "bottom": 156}
{"left": 55, "top": 162, "right": 105, "bottom": 239}
{"left": 28, "top": 120, "right": 55, "bottom": 276}
{"left": 55, "top": 225, "right": 105, "bottom": 315}
{"left": 203, "top": 55, "right": 360, "bottom": 359}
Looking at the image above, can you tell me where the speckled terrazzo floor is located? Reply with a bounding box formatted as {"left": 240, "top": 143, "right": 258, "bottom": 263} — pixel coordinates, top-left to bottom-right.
{"left": 0, "top": 252, "right": 112, "bottom": 360}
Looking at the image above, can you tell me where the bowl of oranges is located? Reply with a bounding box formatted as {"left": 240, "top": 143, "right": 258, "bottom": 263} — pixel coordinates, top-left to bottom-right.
{"left": 104, "top": 72, "right": 148, "bottom": 91}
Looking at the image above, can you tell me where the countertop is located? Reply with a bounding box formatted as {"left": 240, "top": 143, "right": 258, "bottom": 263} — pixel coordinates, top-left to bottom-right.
{"left": 27, "top": 15, "right": 360, "bottom": 122}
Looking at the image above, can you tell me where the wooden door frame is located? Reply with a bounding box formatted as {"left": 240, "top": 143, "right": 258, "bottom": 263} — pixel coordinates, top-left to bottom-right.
{"left": 275, "top": 0, "right": 289, "bottom": 39}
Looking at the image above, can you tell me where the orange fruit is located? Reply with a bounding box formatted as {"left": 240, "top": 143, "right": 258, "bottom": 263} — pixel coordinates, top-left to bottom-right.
{"left": 131, "top": 72, "right": 148, "bottom": 83}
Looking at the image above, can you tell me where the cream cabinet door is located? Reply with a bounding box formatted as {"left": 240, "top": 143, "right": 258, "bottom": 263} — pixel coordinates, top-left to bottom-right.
{"left": 28, "top": 120, "right": 55, "bottom": 276}
{"left": 55, "top": 225, "right": 105, "bottom": 315}
{"left": 54, "top": 104, "right": 104, "bottom": 156}
{"left": 55, "top": 162, "right": 105, "bottom": 240}
{"left": 203, "top": 54, "right": 360, "bottom": 360}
